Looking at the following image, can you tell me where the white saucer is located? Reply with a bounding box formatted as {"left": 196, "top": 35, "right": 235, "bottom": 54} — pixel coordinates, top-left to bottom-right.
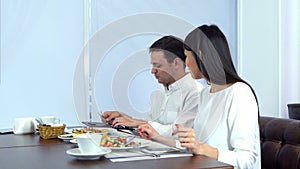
{"left": 66, "top": 148, "right": 111, "bottom": 160}
{"left": 70, "top": 139, "right": 77, "bottom": 144}
{"left": 58, "top": 134, "right": 74, "bottom": 141}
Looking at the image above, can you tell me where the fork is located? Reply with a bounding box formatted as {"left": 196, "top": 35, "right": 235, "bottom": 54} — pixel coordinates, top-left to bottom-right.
{"left": 125, "top": 136, "right": 136, "bottom": 146}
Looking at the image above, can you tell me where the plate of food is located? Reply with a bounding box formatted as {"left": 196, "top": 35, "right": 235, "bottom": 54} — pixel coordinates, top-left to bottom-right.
{"left": 70, "top": 127, "right": 114, "bottom": 137}
{"left": 99, "top": 134, "right": 151, "bottom": 150}
{"left": 59, "top": 127, "right": 114, "bottom": 141}
{"left": 71, "top": 127, "right": 111, "bottom": 136}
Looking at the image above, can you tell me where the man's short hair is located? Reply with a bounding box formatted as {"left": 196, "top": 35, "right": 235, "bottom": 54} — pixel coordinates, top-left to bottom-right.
{"left": 149, "top": 35, "right": 186, "bottom": 63}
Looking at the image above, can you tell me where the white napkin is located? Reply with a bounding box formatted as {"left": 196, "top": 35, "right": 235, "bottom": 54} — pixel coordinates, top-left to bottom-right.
{"left": 50, "top": 123, "right": 64, "bottom": 127}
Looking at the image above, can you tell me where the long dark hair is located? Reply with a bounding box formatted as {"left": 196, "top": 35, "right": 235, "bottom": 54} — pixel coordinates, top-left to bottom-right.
{"left": 184, "top": 25, "right": 259, "bottom": 113}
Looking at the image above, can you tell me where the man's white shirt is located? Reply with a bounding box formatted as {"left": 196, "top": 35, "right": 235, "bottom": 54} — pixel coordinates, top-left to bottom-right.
{"left": 147, "top": 73, "right": 202, "bottom": 137}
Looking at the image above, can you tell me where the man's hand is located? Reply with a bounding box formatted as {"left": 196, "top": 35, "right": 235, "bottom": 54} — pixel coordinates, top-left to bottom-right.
{"left": 112, "top": 116, "right": 147, "bottom": 128}
{"left": 102, "top": 111, "right": 122, "bottom": 124}
{"left": 111, "top": 116, "right": 134, "bottom": 127}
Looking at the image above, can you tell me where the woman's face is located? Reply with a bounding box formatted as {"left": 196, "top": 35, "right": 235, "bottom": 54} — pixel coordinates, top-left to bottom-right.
{"left": 184, "top": 50, "right": 203, "bottom": 79}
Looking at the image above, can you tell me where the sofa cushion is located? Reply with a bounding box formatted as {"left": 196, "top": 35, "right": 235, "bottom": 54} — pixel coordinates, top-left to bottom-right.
{"left": 260, "top": 116, "right": 300, "bottom": 169}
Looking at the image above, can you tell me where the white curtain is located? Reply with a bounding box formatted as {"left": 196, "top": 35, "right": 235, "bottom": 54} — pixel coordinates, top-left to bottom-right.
{"left": 0, "top": 0, "right": 84, "bottom": 128}
{"left": 281, "top": 0, "right": 300, "bottom": 117}
{"left": 0, "top": 0, "right": 237, "bottom": 128}
{"left": 81, "top": 0, "right": 237, "bottom": 120}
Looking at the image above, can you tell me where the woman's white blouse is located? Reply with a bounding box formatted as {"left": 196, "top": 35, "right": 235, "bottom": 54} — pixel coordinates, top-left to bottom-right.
{"left": 194, "top": 82, "right": 261, "bottom": 169}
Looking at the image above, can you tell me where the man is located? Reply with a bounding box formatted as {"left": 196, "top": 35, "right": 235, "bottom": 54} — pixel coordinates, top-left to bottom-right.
{"left": 103, "top": 35, "right": 202, "bottom": 137}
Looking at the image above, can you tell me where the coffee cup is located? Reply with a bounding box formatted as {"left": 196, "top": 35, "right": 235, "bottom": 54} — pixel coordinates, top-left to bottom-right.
{"left": 76, "top": 133, "right": 102, "bottom": 154}
{"left": 13, "top": 117, "right": 35, "bottom": 134}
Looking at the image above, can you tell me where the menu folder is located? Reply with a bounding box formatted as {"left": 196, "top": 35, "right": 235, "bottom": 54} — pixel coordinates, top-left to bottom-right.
{"left": 106, "top": 148, "right": 192, "bottom": 162}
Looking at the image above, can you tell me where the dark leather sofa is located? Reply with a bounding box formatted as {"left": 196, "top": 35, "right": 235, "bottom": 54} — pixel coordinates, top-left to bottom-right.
{"left": 260, "top": 116, "right": 300, "bottom": 169}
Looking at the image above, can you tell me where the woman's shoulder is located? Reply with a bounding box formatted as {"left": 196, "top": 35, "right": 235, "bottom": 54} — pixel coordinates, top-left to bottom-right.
{"left": 231, "top": 82, "right": 252, "bottom": 92}
{"left": 198, "top": 82, "right": 253, "bottom": 97}
{"left": 230, "top": 82, "right": 256, "bottom": 101}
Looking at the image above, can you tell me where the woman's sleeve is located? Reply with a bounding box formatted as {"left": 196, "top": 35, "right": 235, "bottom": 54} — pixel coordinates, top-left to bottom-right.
{"left": 217, "top": 84, "right": 260, "bottom": 169}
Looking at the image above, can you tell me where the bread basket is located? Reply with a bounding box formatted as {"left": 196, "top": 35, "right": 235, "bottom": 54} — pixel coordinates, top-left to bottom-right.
{"left": 37, "top": 124, "right": 66, "bottom": 139}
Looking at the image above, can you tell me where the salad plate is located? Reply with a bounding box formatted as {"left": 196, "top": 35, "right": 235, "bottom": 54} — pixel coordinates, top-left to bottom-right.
{"left": 66, "top": 148, "right": 111, "bottom": 160}
{"left": 59, "top": 127, "right": 114, "bottom": 141}
{"left": 64, "top": 127, "right": 116, "bottom": 138}
{"left": 68, "top": 127, "right": 113, "bottom": 135}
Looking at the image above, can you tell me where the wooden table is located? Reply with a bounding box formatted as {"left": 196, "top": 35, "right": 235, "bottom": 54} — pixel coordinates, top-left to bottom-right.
{"left": 0, "top": 133, "right": 233, "bottom": 169}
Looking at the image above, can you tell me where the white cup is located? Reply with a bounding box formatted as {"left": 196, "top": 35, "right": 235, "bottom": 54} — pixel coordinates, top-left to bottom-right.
{"left": 40, "top": 116, "right": 60, "bottom": 125}
{"left": 13, "top": 117, "right": 35, "bottom": 134}
{"left": 76, "top": 133, "right": 102, "bottom": 154}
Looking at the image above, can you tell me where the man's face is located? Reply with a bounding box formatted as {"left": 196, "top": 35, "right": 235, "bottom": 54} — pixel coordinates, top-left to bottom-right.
{"left": 150, "top": 50, "right": 176, "bottom": 87}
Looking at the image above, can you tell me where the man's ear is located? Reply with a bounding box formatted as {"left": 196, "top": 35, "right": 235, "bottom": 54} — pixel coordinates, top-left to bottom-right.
{"left": 173, "top": 57, "right": 182, "bottom": 68}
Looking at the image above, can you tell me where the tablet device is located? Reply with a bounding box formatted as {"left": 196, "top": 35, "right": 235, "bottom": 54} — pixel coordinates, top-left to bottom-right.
{"left": 81, "top": 121, "right": 108, "bottom": 127}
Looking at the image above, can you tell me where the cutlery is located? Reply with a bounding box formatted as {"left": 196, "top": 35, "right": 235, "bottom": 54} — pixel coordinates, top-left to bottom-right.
{"left": 35, "top": 118, "right": 44, "bottom": 125}
{"left": 125, "top": 136, "right": 136, "bottom": 146}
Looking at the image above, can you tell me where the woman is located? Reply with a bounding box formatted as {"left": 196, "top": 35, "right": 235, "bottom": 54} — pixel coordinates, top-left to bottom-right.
{"left": 138, "top": 25, "right": 261, "bottom": 169}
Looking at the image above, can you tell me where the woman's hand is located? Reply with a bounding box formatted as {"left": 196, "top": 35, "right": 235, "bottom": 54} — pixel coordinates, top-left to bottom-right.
{"left": 175, "top": 124, "right": 218, "bottom": 159}
{"left": 138, "top": 123, "right": 159, "bottom": 140}
{"left": 138, "top": 123, "right": 177, "bottom": 147}
{"left": 175, "top": 124, "right": 201, "bottom": 154}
